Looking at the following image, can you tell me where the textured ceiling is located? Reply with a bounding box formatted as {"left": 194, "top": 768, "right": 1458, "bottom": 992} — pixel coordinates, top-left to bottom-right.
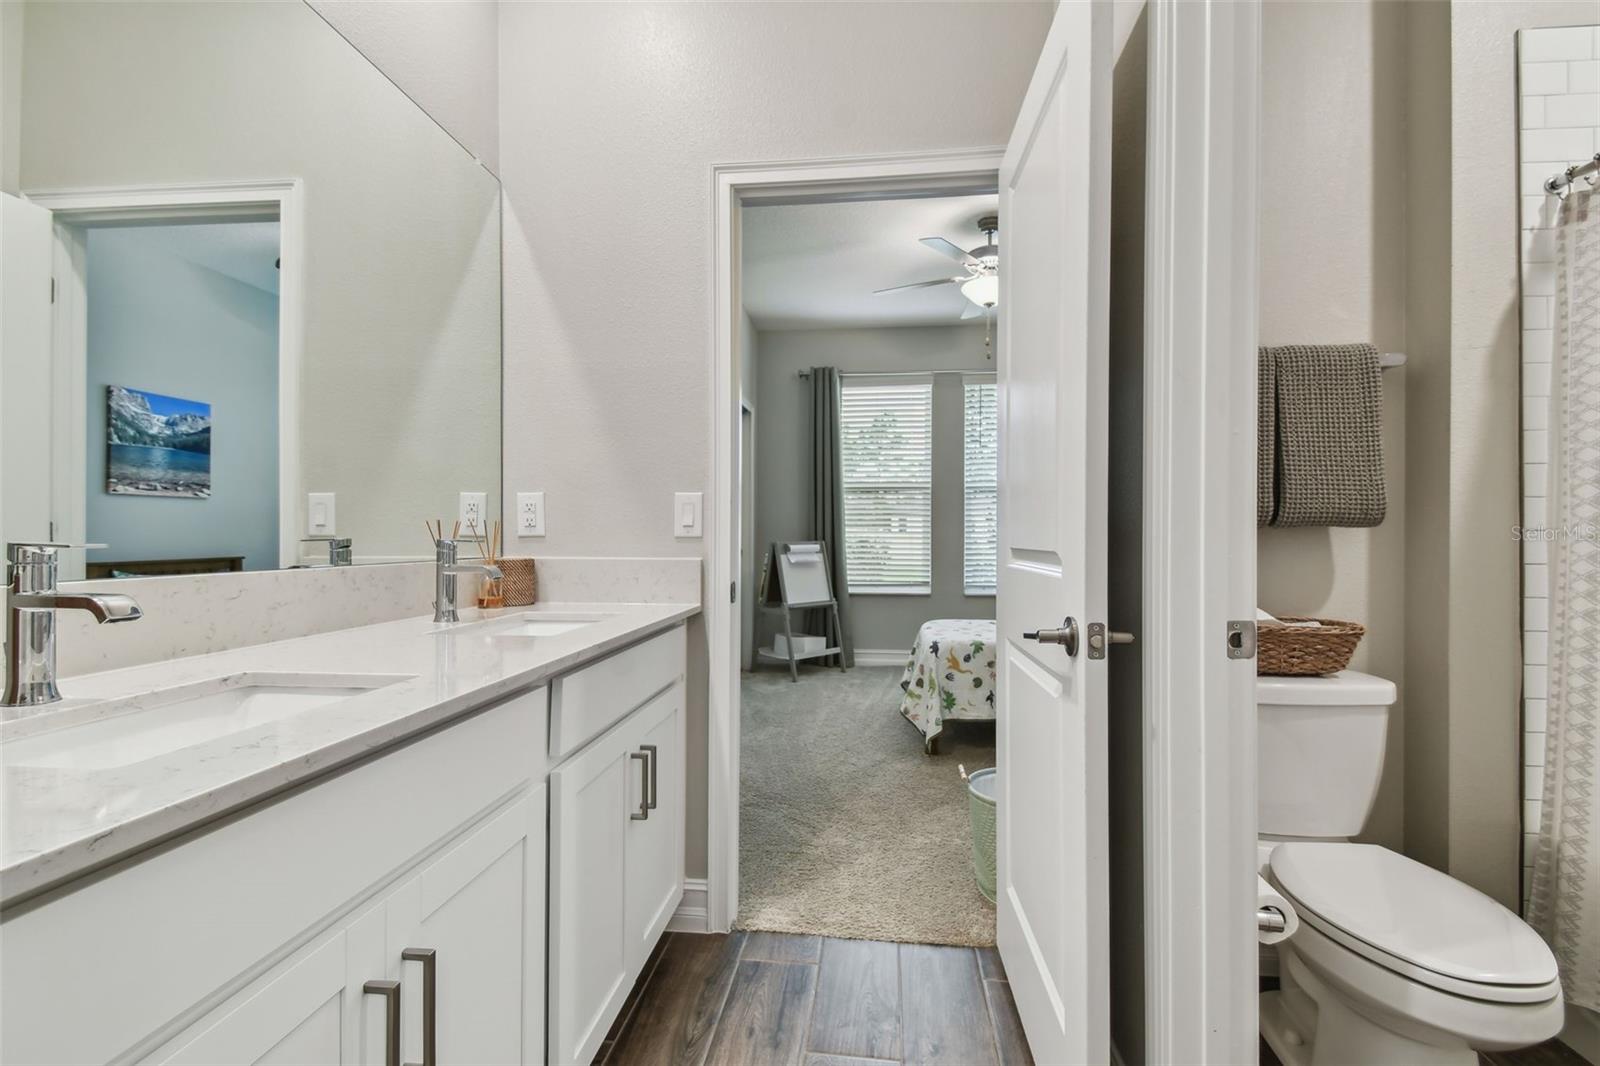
{"left": 741, "top": 193, "right": 999, "bottom": 331}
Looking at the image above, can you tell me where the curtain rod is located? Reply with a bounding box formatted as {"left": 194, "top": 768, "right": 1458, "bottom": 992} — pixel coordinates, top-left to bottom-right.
{"left": 1545, "top": 152, "right": 1600, "bottom": 198}
{"left": 795, "top": 368, "right": 994, "bottom": 379}
{"left": 799, "top": 358, "right": 1404, "bottom": 377}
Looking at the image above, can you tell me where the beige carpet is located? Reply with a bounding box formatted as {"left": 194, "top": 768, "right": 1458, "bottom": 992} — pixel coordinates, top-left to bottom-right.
{"left": 736, "top": 665, "right": 997, "bottom": 947}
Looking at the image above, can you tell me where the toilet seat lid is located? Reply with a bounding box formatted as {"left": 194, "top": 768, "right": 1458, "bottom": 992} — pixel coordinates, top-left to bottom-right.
{"left": 1269, "top": 843, "right": 1558, "bottom": 989}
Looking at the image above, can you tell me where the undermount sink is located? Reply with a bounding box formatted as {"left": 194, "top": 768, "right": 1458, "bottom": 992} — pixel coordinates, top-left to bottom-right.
{"left": 2, "top": 672, "right": 411, "bottom": 772}
{"left": 494, "top": 614, "right": 613, "bottom": 637}
{"left": 440, "top": 611, "right": 616, "bottom": 639}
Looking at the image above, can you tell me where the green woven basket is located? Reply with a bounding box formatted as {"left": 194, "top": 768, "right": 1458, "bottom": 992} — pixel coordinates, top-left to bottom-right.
{"left": 967, "top": 768, "right": 998, "bottom": 903}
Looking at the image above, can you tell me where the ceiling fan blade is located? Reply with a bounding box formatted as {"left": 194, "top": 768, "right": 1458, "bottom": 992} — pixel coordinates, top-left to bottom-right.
{"left": 920, "top": 236, "right": 979, "bottom": 266}
{"left": 960, "top": 302, "right": 983, "bottom": 320}
{"left": 873, "top": 276, "right": 961, "bottom": 295}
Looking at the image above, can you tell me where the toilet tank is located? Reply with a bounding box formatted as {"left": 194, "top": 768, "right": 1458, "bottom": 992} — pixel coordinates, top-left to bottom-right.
{"left": 1258, "top": 670, "right": 1397, "bottom": 839}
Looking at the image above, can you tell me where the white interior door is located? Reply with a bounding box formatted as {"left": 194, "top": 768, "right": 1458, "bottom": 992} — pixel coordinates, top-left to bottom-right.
{"left": 1, "top": 193, "right": 56, "bottom": 549}
{"left": 994, "top": 3, "right": 1114, "bottom": 1064}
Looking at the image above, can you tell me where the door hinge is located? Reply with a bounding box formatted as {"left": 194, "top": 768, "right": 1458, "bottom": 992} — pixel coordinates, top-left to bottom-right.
{"left": 1227, "top": 620, "right": 1257, "bottom": 660}
{"left": 730, "top": 580, "right": 737, "bottom": 604}
{"left": 49, "top": 277, "right": 56, "bottom": 303}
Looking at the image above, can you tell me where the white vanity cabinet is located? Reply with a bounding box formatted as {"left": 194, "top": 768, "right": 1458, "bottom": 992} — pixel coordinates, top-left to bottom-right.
{"left": 548, "top": 628, "right": 688, "bottom": 1066}
{"left": 1, "top": 686, "right": 549, "bottom": 1066}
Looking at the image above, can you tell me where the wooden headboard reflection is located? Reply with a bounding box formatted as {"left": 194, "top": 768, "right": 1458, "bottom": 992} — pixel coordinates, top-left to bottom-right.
{"left": 85, "top": 556, "right": 246, "bottom": 579}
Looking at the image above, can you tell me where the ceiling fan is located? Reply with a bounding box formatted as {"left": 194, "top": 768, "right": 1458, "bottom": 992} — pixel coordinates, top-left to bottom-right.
{"left": 873, "top": 214, "right": 999, "bottom": 319}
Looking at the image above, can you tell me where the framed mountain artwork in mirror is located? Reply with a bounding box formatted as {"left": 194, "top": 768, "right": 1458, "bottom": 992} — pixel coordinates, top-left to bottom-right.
{"left": 106, "top": 386, "right": 212, "bottom": 499}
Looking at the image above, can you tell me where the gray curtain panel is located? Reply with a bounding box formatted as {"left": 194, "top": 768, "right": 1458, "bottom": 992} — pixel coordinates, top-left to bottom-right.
{"left": 810, "top": 366, "right": 854, "bottom": 666}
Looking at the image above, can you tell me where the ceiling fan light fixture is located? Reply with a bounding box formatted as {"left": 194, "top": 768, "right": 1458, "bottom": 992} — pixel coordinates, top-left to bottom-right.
{"left": 961, "top": 274, "right": 999, "bottom": 309}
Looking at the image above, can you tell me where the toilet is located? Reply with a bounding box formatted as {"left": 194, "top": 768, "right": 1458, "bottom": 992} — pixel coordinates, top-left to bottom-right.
{"left": 1257, "top": 671, "right": 1565, "bottom": 1066}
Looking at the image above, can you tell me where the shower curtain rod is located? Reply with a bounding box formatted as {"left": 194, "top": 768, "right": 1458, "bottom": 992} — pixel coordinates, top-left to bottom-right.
{"left": 797, "top": 356, "right": 1406, "bottom": 378}
{"left": 795, "top": 368, "right": 994, "bottom": 379}
{"left": 1545, "top": 152, "right": 1600, "bottom": 197}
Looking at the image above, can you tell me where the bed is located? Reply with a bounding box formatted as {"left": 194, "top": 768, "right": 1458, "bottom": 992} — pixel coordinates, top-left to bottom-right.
{"left": 898, "top": 618, "right": 998, "bottom": 754}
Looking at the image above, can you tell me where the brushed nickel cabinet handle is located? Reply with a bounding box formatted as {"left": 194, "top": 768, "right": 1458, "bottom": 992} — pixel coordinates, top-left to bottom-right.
{"left": 363, "top": 980, "right": 401, "bottom": 1066}
{"left": 642, "top": 743, "right": 658, "bottom": 810}
{"left": 401, "top": 948, "right": 437, "bottom": 1066}
{"left": 630, "top": 751, "right": 650, "bottom": 820}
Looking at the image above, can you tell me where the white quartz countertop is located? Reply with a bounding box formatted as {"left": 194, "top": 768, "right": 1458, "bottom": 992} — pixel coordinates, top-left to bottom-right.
{"left": 0, "top": 601, "right": 698, "bottom": 906}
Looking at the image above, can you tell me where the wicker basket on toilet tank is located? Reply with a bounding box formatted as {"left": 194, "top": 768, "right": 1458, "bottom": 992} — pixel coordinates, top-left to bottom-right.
{"left": 1256, "top": 617, "right": 1365, "bottom": 676}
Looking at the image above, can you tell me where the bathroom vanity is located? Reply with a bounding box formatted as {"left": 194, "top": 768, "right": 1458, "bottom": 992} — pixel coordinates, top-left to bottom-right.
{"left": 0, "top": 603, "right": 696, "bottom": 1065}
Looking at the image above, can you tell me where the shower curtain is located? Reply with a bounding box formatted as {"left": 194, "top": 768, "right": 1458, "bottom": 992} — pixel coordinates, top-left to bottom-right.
{"left": 1530, "top": 188, "right": 1600, "bottom": 1012}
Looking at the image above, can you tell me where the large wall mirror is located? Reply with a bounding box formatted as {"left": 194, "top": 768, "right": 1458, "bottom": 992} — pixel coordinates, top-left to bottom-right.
{"left": 1, "top": 1, "right": 501, "bottom": 578}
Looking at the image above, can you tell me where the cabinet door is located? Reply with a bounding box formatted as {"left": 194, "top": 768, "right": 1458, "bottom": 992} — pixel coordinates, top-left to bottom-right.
{"left": 385, "top": 787, "right": 545, "bottom": 1066}
{"left": 549, "top": 722, "right": 633, "bottom": 1065}
{"left": 153, "top": 905, "right": 385, "bottom": 1066}
{"left": 624, "top": 682, "right": 686, "bottom": 972}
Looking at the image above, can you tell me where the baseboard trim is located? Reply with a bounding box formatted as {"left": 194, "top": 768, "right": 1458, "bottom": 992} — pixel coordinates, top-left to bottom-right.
{"left": 666, "top": 877, "right": 710, "bottom": 933}
{"left": 854, "top": 648, "right": 908, "bottom": 667}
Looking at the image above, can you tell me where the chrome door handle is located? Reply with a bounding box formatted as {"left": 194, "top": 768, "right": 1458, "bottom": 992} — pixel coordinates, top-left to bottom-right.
{"left": 401, "top": 948, "right": 436, "bottom": 1066}
{"left": 630, "top": 751, "right": 650, "bottom": 820}
{"left": 1022, "top": 617, "right": 1079, "bottom": 657}
{"left": 364, "top": 980, "right": 401, "bottom": 1066}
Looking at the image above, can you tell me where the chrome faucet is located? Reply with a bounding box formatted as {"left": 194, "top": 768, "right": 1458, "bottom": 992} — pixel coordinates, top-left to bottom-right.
{"left": 301, "top": 536, "right": 353, "bottom": 566}
{"left": 433, "top": 538, "right": 501, "bottom": 624}
{"left": 4, "top": 543, "right": 142, "bottom": 708}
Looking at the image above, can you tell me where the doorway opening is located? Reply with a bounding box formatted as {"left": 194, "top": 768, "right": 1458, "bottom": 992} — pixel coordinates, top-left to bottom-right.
{"left": 19, "top": 182, "right": 303, "bottom": 578}
{"left": 737, "top": 191, "right": 1002, "bottom": 947}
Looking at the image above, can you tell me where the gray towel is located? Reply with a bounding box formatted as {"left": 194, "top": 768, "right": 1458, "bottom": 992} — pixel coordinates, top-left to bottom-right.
{"left": 1258, "top": 348, "right": 1276, "bottom": 526}
{"left": 1269, "top": 343, "right": 1386, "bottom": 527}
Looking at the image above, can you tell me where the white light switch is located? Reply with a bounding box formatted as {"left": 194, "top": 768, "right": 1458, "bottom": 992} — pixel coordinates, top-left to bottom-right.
{"left": 674, "top": 492, "right": 703, "bottom": 538}
{"left": 307, "top": 492, "right": 335, "bottom": 535}
{"left": 458, "top": 492, "right": 487, "bottom": 535}
{"left": 517, "top": 492, "right": 545, "bottom": 537}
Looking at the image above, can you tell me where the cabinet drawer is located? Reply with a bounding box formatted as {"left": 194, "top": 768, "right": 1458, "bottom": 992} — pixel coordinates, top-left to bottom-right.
{"left": 0, "top": 686, "right": 547, "bottom": 1066}
{"left": 549, "top": 624, "right": 685, "bottom": 760}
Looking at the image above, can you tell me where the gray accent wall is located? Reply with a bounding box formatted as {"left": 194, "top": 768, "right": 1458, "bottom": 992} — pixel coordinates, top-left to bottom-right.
{"left": 751, "top": 324, "right": 996, "bottom": 658}
{"left": 85, "top": 225, "right": 279, "bottom": 572}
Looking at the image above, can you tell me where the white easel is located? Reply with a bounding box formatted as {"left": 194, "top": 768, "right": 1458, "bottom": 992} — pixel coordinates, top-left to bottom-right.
{"left": 756, "top": 541, "right": 846, "bottom": 682}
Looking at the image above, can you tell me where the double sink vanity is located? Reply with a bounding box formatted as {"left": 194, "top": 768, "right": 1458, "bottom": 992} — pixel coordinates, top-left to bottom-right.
{"left": 1, "top": 588, "right": 699, "bottom": 1065}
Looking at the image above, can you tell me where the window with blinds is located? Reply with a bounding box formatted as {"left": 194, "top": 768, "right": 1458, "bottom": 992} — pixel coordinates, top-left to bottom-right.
{"left": 840, "top": 379, "right": 933, "bottom": 593}
{"left": 963, "top": 378, "right": 999, "bottom": 595}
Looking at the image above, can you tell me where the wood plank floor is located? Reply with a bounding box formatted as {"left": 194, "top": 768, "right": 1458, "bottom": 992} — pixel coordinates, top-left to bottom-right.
{"left": 597, "top": 933, "right": 1033, "bottom": 1066}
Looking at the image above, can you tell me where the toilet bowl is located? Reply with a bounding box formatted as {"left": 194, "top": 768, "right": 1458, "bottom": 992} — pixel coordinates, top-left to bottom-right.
{"left": 1257, "top": 672, "right": 1563, "bottom": 1064}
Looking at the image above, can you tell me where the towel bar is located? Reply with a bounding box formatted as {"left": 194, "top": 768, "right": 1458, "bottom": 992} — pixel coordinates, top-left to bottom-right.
{"left": 1378, "top": 352, "right": 1406, "bottom": 369}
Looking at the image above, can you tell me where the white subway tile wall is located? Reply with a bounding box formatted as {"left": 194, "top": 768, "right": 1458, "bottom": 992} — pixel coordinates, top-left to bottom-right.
{"left": 1517, "top": 24, "right": 1600, "bottom": 911}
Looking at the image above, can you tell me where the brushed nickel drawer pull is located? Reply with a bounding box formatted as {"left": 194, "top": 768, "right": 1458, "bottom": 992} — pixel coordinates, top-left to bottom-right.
{"left": 630, "top": 751, "right": 650, "bottom": 820}
{"left": 642, "top": 743, "right": 658, "bottom": 810}
{"left": 401, "top": 948, "right": 437, "bottom": 1066}
{"left": 363, "top": 980, "right": 401, "bottom": 1066}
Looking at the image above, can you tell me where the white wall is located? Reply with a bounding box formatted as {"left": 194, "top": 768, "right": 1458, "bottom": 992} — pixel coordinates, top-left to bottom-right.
{"left": 1258, "top": 0, "right": 1409, "bottom": 852}
{"left": 497, "top": 0, "right": 1053, "bottom": 878}
{"left": 307, "top": 0, "right": 499, "bottom": 174}
{"left": 19, "top": 1, "right": 501, "bottom": 564}
{"left": 750, "top": 325, "right": 996, "bottom": 658}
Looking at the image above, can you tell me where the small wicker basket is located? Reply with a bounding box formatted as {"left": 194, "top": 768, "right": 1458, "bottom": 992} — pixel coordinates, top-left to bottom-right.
{"left": 1256, "top": 616, "right": 1365, "bottom": 676}
{"left": 499, "top": 557, "right": 537, "bottom": 607}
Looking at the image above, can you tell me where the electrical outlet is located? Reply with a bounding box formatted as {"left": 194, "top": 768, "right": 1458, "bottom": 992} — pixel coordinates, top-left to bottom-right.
{"left": 458, "top": 492, "right": 487, "bottom": 535}
{"left": 517, "top": 492, "right": 545, "bottom": 537}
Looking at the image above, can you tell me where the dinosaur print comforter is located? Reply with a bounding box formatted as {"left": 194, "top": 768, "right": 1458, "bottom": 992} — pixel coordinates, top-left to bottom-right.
{"left": 898, "top": 618, "right": 998, "bottom": 753}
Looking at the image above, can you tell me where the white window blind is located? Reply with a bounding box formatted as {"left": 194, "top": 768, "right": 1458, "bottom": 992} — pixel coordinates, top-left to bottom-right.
{"left": 963, "top": 379, "right": 999, "bottom": 595}
{"left": 840, "top": 379, "right": 933, "bottom": 593}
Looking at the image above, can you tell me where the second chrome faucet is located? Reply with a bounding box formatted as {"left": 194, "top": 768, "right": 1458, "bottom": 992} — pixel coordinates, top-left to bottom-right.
{"left": 433, "top": 539, "right": 501, "bottom": 624}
